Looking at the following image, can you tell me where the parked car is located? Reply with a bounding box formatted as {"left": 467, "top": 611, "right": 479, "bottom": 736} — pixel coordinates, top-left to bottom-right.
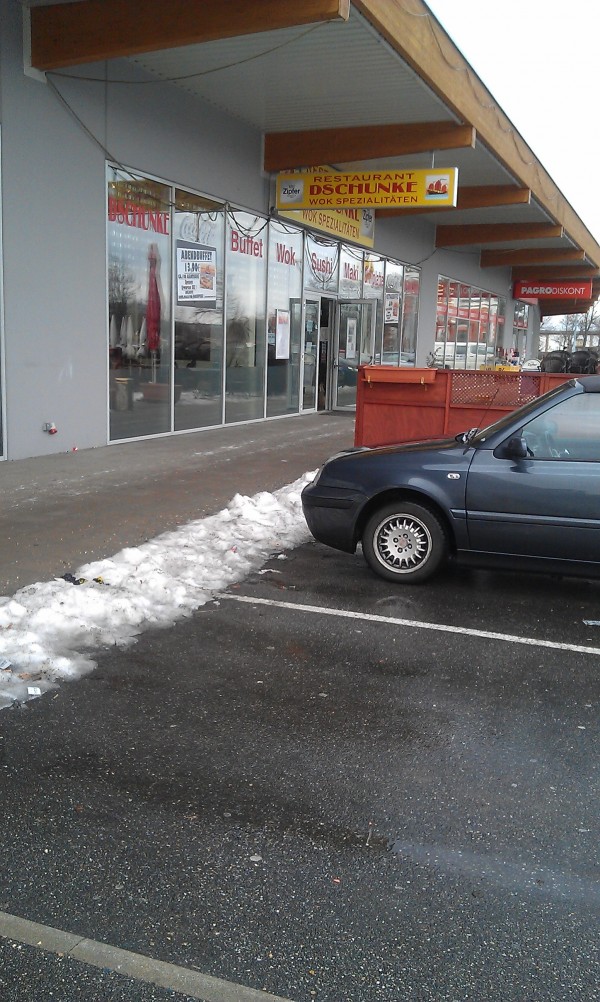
{"left": 302, "top": 376, "right": 600, "bottom": 583}
{"left": 521, "top": 358, "right": 542, "bottom": 371}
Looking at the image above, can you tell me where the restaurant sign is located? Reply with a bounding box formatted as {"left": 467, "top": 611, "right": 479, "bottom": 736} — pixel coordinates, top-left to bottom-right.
{"left": 279, "top": 205, "right": 375, "bottom": 248}
{"left": 276, "top": 168, "right": 458, "bottom": 210}
{"left": 513, "top": 279, "right": 593, "bottom": 300}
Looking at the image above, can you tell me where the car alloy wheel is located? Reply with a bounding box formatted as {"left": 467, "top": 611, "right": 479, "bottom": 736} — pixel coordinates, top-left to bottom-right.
{"left": 362, "top": 501, "right": 447, "bottom": 583}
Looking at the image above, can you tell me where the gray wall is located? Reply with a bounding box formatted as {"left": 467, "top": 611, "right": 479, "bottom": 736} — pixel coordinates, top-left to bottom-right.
{"left": 1, "top": 0, "right": 266, "bottom": 459}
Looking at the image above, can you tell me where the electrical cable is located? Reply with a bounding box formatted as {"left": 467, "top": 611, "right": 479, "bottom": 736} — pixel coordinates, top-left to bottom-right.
{"left": 47, "top": 23, "right": 323, "bottom": 86}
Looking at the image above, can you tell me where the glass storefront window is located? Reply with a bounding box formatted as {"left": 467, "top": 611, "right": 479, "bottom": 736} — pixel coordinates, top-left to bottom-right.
{"left": 107, "top": 168, "right": 172, "bottom": 441}
{"left": 382, "top": 260, "right": 404, "bottom": 364}
{"left": 512, "top": 302, "right": 530, "bottom": 361}
{"left": 480, "top": 290, "right": 490, "bottom": 342}
{"left": 106, "top": 164, "right": 425, "bottom": 437}
{"left": 497, "top": 297, "right": 506, "bottom": 346}
{"left": 436, "top": 274, "right": 504, "bottom": 370}
{"left": 401, "top": 267, "right": 420, "bottom": 366}
{"left": 468, "top": 289, "right": 481, "bottom": 343}
{"left": 435, "top": 277, "right": 449, "bottom": 360}
{"left": 304, "top": 234, "right": 339, "bottom": 295}
{"left": 339, "top": 245, "right": 363, "bottom": 299}
{"left": 489, "top": 295, "right": 498, "bottom": 344}
{"left": 173, "top": 191, "right": 225, "bottom": 431}
{"left": 266, "top": 220, "right": 304, "bottom": 417}
{"left": 225, "top": 211, "right": 267, "bottom": 423}
{"left": 363, "top": 254, "right": 385, "bottom": 360}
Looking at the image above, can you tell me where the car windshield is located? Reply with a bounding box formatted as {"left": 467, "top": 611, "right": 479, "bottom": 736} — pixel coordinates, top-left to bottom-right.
{"left": 468, "top": 380, "right": 577, "bottom": 445}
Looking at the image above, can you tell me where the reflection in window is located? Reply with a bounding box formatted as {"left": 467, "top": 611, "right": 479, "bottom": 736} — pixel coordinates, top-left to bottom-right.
{"left": 382, "top": 260, "right": 404, "bottom": 365}
{"left": 173, "top": 192, "right": 225, "bottom": 431}
{"left": 225, "top": 211, "right": 267, "bottom": 423}
{"left": 108, "top": 168, "right": 172, "bottom": 441}
{"left": 522, "top": 394, "right": 600, "bottom": 461}
{"left": 266, "top": 220, "right": 303, "bottom": 417}
{"left": 339, "top": 245, "right": 363, "bottom": 299}
{"left": 378, "top": 260, "right": 420, "bottom": 367}
{"left": 513, "top": 302, "right": 530, "bottom": 357}
{"left": 304, "top": 234, "right": 339, "bottom": 295}
{"left": 435, "top": 274, "right": 503, "bottom": 370}
{"left": 401, "top": 266, "right": 420, "bottom": 366}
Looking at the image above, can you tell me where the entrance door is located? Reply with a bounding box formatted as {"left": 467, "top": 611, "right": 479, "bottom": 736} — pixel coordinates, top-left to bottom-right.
{"left": 302, "top": 298, "right": 320, "bottom": 410}
{"left": 334, "top": 301, "right": 375, "bottom": 409}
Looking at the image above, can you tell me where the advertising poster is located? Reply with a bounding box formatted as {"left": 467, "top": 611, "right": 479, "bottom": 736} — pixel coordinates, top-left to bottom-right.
{"left": 346, "top": 318, "right": 357, "bottom": 360}
{"left": 275, "top": 309, "right": 291, "bottom": 359}
{"left": 176, "top": 240, "right": 217, "bottom": 307}
{"left": 385, "top": 293, "right": 400, "bottom": 323}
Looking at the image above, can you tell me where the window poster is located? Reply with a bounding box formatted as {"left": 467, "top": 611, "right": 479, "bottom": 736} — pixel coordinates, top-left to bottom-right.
{"left": 176, "top": 240, "right": 217, "bottom": 307}
{"left": 385, "top": 293, "right": 400, "bottom": 323}
{"left": 346, "top": 317, "right": 357, "bottom": 360}
{"left": 275, "top": 309, "right": 291, "bottom": 359}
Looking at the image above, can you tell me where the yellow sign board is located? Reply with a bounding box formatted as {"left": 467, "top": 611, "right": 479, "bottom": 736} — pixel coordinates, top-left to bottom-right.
{"left": 276, "top": 168, "right": 458, "bottom": 210}
{"left": 279, "top": 205, "right": 375, "bottom": 248}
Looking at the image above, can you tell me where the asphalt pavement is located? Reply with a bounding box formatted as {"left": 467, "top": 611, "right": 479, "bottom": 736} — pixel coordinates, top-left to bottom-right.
{"left": 0, "top": 412, "right": 355, "bottom": 596}
{"left": 1, "top": 411, "right": 599, "bottom": 1001}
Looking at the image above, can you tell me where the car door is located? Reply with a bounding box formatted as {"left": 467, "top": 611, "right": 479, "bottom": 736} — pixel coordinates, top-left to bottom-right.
{"left": 465, "top": 390, "right": 600, "bottom": 562}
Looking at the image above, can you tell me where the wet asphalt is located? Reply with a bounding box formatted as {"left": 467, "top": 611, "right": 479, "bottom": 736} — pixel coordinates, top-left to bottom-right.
{"left": 0, "top": 412, "right": 354, "bottom": 596}
{"left": 1, "top": 538, "right": 599, "bottom": 1001}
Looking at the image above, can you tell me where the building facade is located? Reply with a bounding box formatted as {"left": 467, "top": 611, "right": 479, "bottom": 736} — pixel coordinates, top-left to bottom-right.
{"left": 1, "top": 0, "right": 598, "bottom": 460}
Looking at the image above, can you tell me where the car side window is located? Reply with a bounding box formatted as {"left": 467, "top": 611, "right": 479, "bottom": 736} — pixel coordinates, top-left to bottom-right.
{"left": 521, "top": 393, "right": 600, "bottom": 461}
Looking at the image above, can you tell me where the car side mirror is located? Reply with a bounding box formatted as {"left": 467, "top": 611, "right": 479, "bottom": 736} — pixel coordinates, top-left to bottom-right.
{"left": 505, "top": 436, "right": 528, "bottom": 459}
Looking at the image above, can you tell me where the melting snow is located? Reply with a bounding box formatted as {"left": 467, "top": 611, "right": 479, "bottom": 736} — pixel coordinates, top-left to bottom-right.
{"left": 0, "top": 474, "right": 314, "bottom": 709}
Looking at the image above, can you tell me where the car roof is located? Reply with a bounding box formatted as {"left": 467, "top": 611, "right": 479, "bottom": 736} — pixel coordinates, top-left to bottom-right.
{"left": 579, "top": 375, "right": 600, "bottom": 392}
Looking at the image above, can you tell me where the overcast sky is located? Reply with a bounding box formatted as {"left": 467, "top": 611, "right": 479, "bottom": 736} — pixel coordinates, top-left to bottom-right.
{"left": 425, "top": 0, "right": 600, "bottom": 244}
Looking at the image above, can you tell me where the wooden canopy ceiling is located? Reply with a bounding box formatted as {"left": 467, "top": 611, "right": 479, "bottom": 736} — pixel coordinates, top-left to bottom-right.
{"left": 28, "top": 0, "right": 600, "bottom": 316}
{"left": 30, "top": 0, "right": 351, "bottom": 68}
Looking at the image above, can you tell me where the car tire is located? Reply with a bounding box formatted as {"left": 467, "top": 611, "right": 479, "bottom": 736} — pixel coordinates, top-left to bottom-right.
{"left": 362, "top": 501, "right": 447, "bottom": 583}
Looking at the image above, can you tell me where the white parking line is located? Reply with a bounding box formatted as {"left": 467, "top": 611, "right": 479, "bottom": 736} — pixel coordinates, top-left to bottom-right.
{"left": 0, "top": 911, "right": 294, "bottom": 1002}
{"left": 223, "top": 595, "right": 600, "bottom": 656}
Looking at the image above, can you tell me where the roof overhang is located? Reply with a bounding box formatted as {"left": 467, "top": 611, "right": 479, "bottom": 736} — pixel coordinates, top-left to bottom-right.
{"left": 27, "top": 0, "right": 600, "bottom": 315}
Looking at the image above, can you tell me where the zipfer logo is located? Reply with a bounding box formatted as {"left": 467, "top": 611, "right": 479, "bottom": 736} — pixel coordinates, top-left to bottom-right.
{"left": 280, "top": 181, "right": 303, "bottom": 203}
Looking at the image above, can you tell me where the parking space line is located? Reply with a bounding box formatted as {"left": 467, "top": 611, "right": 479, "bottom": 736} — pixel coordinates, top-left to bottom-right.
{"left": 223, "top": 595, "right": 600, "bottom": 656}
{"left": 0, "top": 911, "right": 294, "bottom": 1002}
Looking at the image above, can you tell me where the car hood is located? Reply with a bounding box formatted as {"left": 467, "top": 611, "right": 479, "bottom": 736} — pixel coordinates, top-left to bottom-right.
{"left": 317, "top": 436, "right": 473, "bottom": 480}
{"left": 340, "top": 436, "right": 468, "bottom": 462}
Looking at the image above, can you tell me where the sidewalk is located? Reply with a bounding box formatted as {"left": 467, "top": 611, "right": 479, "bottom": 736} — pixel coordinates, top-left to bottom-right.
{"left": 0, "top": 412, "right": 355, "bottom": 596}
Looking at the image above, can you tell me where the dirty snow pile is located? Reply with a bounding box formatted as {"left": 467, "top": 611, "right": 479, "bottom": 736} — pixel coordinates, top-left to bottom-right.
{"left": 0, "top": 474, "right": 314, "bottom": 709}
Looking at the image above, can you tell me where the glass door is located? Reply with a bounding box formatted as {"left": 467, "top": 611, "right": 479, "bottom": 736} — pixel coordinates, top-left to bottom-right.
{"left": 302, "top": 298, "right": 320, "bottom": 410}
{"left": 334, "top": 300, "right": 375, "bottom": 409}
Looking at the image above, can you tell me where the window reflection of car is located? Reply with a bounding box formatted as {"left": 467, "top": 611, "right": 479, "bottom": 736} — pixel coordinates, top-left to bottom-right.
{"left": 372, "top": 352, "right": 416, "bottom": 367}
{"left": 383, "top": 351, "right": 416, "bottom": 366}
{"left": 341, "top": 350, "right": 415, "bottom": 384}
{"left": 302, "top": 375, "right": 600, "bottom": 584}
{"left": 338, "top": 353, "right": 372, "bottom": 386}
{"left": 466, "top": 343, "right": 495, "bottom": 368}
{"left": 435, "top": 342, "right": 495, "bottom": 369}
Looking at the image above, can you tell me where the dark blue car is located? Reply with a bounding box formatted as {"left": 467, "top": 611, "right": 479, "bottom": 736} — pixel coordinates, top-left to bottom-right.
{"left": 301, "top": 376, "right": 600, "bottom": 583}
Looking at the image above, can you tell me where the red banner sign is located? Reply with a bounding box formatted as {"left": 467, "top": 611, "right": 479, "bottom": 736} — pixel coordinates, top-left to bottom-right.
{"left": 513, "top": 279, "right": 592, "bottom": 300}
